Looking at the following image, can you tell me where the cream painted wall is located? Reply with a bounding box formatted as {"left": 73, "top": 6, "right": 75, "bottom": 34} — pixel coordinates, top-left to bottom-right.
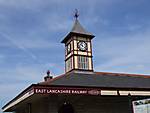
{"left": 65, "top": 36, "right": 93, "bottom": 72}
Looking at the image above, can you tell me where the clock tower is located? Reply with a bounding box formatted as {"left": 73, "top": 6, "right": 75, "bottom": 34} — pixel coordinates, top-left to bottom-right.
{"left": 61, "top": 11, "right": 95, "bottom": 73}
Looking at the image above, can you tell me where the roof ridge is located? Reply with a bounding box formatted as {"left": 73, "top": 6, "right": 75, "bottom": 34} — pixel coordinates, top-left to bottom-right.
{"left": 95, "top": 72, "right": 150, "bottom": 78}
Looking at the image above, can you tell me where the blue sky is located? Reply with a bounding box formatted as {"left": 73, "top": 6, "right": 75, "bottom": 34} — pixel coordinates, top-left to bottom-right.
{"left": 1, "top": 0, "right": 150, "bottom": 112}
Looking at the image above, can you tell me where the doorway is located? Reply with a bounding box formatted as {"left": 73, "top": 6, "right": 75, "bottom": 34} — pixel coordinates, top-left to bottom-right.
{"left": 58, "top": 102, "right": 74, "bottom": 113}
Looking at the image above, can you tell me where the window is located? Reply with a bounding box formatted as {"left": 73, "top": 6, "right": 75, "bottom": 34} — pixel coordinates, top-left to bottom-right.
{"left": 66, "top": 58, "right": 72, "bottom": 72}
{"left": 67, "top": 43, "right": 71, "bottom": 54}
{"left": 78, "top": 56, "right": 88, "bottom": 70}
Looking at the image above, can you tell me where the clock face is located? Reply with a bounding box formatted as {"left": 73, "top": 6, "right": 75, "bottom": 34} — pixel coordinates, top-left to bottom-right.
{"left": 78, "top": 41, "right": 87, "bottom": 51}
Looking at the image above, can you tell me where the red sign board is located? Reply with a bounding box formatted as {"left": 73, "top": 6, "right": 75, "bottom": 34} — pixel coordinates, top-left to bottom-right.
{"left": 34, "top": 87, "right": 101, "bottom": 95}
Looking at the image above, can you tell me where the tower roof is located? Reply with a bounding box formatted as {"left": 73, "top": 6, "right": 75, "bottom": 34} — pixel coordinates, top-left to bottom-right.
{"left": 71, "top": 19, "right": 94, "bottom": 36}
{"left": 61, "top": 19, "right": 95, "bottom": 43}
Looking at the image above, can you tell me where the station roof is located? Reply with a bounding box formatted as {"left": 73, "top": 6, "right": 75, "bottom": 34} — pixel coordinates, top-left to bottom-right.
{"left": 2, "top": 71, "right": 150, "bottom": 112}
{"left": 39, "top": 71, "right": 150, "bottom": 89}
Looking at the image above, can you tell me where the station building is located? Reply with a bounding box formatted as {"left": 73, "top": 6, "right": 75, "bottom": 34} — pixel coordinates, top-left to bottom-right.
{"left": 2, "top": 13, "right": 150, "bottom": 113}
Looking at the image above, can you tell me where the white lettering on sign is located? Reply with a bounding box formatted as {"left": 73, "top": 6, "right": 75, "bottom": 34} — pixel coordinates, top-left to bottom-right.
{"left": 35, "top": 89, "right": 71, "bottom": 94}
{"left": 71, "top": 90, "right": 87, "bottom": 94}
{"left": 46, "top": 89, "right": 71, "bottom": 94}
{"left": 35, "top": 89, "right": 46, "bottom": 93}
{"left": 34, "top": 88, "right": 101, "bottom": 95}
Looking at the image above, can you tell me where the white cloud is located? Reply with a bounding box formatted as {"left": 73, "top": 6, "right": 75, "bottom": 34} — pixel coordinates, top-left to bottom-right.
{"left": 44, "top": 15, "right": 72, "bottom": 32}
{"left": 0, "top": 55, "right": 5, "bottom": 63}
{"left": 16, "top": 38, "right": 59, "bottom": 49}
{"left": 0, "top": 0, "right": 46, "bottom": 10}
{"left": 0, "top": 61, "right": 63, "bottom": 85}
{"left": 0, "top": 1, "right": 150, "bottom": 112}
{"left": 0, "top": 83, "right": 31, "bottom": 113}
{"left": 0, "top": 61, "right": 63, "bottom": 110}
{"left": 0, "top": 83, "right": 27, "bottom": 97}
{"left": 94, "top": 27, "right": 150, "bottom": 74}
{"left": 0, "top": 32, "right": 39, "bottom": 60}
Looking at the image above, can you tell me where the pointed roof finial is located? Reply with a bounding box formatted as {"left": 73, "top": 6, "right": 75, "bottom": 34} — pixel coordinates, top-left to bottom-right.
{"left": 47, "top": 70, "right": 50, "bottom": 76}
{"left": 74, "top": 9, "right": 79, "bottom": 19}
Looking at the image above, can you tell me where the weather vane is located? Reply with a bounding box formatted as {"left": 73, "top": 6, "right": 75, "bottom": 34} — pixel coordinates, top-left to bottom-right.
{"left": 74, "top": 9, "right": 79, "bottom": 19}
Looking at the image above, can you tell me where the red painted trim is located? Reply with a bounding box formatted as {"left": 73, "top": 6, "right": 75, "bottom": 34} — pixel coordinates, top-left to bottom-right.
{"left": 131, "top": 101, "right": 134, "bottom": 113}
{"left": 33, "top": 86, "right": 101, "bottom": 95}
{"left": 95, "top": 72, "right": 150, "bottom": 79}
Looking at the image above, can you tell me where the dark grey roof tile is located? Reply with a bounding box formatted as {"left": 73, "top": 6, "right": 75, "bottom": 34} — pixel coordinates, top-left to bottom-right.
{"left": 40, "top": 72, "right": 150, "bottom": 89}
